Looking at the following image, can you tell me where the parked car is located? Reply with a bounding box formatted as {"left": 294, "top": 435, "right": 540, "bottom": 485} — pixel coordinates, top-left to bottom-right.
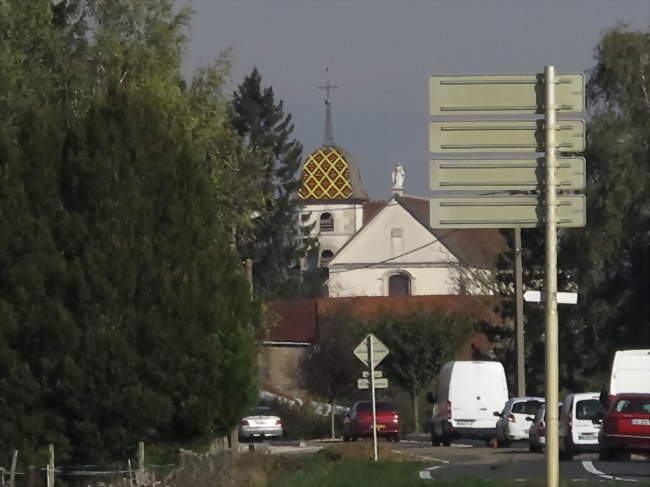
{"left": 558, "top": 392, "right": 602, "bottom": 460}
{"left": 495, "top": 397, "right": 544, "bottom": 447}
{"left": 527, "top": 402, "right": 563, "bottom": 453}
{"left": 238, "top": 406, "right": 283, "bottom": 441}
{"left": 598, "top": 393, "right": 650, "bottom": 461}
{"left": 343, "top": 401, "right": 400, "bottom": 442}
{"left": 428, "top": 361, "right": 508, "bottom": 446}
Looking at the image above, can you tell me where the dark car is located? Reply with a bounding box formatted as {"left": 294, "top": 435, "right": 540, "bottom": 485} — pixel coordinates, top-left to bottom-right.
{"left": 598, "top": 393, "right": 650, "bottom": 461}
{"left": 342, "top": 401, "right": 400, "bottom": 442}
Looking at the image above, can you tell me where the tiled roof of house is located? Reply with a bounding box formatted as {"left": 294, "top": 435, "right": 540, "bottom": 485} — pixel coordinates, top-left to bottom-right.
{"left": 266, "top": 295, "right": 501, "bottom": 344}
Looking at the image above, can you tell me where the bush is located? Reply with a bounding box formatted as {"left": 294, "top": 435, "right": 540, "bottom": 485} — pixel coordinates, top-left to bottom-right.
{"left": 260, "top": 398, "right": 345, "bottom": 440}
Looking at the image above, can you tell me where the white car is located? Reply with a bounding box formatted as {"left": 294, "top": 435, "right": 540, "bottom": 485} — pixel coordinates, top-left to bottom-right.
{"left": 495, "top": 397, "right": 544, "bottom": 447}
{"left": 238, "top": 406, "right": 283, "bottom": 441}
{"left": 559, "top": 392, "right": 602, "bottom": 460}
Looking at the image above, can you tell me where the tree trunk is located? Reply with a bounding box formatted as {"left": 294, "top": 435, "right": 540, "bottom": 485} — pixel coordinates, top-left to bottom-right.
{"left": 413, "top": 387, "right": 420, "bottom": 434}
{"left": 331, "top": 402, "right": 336, "bottom": 439}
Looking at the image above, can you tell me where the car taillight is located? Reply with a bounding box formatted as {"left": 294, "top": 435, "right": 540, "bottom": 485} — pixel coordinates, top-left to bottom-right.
{"left": 447, "top": 401, "right": 452, "bottom": 420}
{"left": 508, "top": 413, "right": 516, "bottom": 423}
{"left": 393, "top": 414, "right": 399, "bottom": 423}
{"left": 568, "top": 412, "right": 573, "bottom": 431}
{"left": 539, "top": 422, "right": 545, "bottom": 436}
{"left": 240, "top": 420, "right": 249, "bottom": 426}
{"left": 276, "top": 419, "right": 283, "bottom": 425}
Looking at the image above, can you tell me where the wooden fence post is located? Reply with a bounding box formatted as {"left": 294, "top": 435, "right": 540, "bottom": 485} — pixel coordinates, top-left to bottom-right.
{"left": 25, "top": 466, "right": 35, "bottom": 487}
{"left": 136, "top": 441, "right": 145, "bottom": 486}
{"left": 8, "top": 450, "right": 17, "bottom": 487}
{"left": 47, "top": 444, "right": 54, "bottom": 487}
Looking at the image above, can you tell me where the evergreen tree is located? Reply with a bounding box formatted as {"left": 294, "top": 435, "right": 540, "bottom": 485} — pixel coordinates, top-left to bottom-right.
{"left": 230, "top": 68, "right": 308, "bottom": 299}
{"left": 0, "top": 0, "right": 259, "bottom": 463}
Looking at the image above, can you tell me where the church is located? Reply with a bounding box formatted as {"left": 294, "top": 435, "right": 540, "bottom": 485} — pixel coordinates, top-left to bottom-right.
{"left": 296, "top": 87, "right": 506, "bottom": 298}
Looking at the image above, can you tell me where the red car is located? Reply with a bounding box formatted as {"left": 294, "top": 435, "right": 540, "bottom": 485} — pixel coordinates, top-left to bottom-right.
{"left": 598, "top": 393, "right": 650, "bottom": 461}
{"left": 343, "top": 401, "right": 401, "bottom": 442}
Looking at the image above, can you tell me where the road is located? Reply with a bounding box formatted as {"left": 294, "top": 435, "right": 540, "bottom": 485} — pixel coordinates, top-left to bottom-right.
{"left": 391, "top": 439, "right": 650, "bottom": 482}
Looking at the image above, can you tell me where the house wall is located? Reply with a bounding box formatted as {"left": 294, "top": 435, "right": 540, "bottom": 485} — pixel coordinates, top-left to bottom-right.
{"left": 328, "top": 266, "right": 458, "bottom": 297}
{"left": 257, "top": 346, "right": 308, "bottom": 394}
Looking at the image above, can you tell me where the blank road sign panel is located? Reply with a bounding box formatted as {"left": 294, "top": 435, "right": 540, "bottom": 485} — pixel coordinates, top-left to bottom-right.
{"left": 429, "top": 157, "right": 586, "bottom": 191}
{"left": 357, "top": 378, "right": 389, "bottom": 390}
{"left": 429, "top": 74, "right": 585, "bottom": 115}
{"left": 429, "top": 120, "right": 585, "bottom": 153}
{"left": 429, "top": 195, "right": 586, "bottom": 229}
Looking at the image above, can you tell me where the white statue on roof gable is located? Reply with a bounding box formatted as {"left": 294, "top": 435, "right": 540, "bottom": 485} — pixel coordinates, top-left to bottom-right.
{"left": 392, "top": 163, "right": 405, "bottom": 194}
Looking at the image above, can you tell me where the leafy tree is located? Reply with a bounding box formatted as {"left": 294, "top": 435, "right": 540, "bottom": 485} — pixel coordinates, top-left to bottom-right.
{"left": 0, "top": 0, "right": 259, "bottom": 464}
{"left": 372, "top": 310, "right": 477, "bottom": 433}
{"left": 300, "top": 305, "right": 365, "bottom": 438}
{"left": 563, "top": 26, "right": 650, "bottom": 386}
{"left": 230, "top": 68, "right": 309, "bottom": 299}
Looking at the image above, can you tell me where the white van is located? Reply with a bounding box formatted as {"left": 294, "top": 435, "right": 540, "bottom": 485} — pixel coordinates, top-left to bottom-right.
{"left": 428, "top": 361, "right": 508, "bottom": 446}
{"left": 559, "top": 392, "right": 602, "bottom": 460}
{"left": 608, "top": 349, "right": 650, "bottom": 399}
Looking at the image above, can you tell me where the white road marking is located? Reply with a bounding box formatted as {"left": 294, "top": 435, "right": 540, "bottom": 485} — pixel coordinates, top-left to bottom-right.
{"left": 451, "top": 443, "right": 474, "bottom": 448}
{"left": 389, "top": 450, "right": 450, "bottom": 464}
{"left": 582, "top": 461, "right": 638, "bottom": 483}
{"left": 418, "top": 465, "right": 441, "bottom": 480}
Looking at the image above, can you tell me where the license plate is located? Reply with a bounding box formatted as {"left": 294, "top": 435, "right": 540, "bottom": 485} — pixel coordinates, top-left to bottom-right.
{"left": 579, "top": 434, "right": 595, "bottom": 440}
{"left": 375, "top": 424, "right": 385, "bottom": 429}
{"left": 632, "top": 419, "right": 650, "bottom": 425}
{"left": 457, "top": 420, "right": 472, "bottom": 426}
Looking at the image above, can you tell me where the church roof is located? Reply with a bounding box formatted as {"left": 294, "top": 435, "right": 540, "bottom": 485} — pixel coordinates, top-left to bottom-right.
{"left": 359, "top": 195, "right": 507, "bottom": 270}
{"left": 298, "top": 83, "right": 367, "bottom": 201}
{"left": 298, "top": 145, "right": 367, "bottom": 200}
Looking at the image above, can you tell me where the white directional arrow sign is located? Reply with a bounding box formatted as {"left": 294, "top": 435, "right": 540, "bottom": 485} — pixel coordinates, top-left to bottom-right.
{"left": 523, "top": 290, "right": 578, "bottom": 304}
{"left": 353, "top": 333, "right": 389, "bottom": 367}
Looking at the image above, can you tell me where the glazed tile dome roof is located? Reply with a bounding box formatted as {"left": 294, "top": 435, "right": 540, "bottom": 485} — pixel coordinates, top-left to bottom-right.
{"left": 298, "top": 145, "right": 367, "bottom": 200}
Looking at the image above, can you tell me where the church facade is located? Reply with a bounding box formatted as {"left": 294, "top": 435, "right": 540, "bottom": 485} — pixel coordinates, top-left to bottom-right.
{"left": 296, "top": 89, "right": 506, "bottom": 298}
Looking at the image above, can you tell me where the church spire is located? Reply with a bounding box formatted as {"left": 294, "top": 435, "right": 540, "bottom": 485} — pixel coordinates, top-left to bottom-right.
{"left": 318, "top": 69, "right": 338, "bottom": 147}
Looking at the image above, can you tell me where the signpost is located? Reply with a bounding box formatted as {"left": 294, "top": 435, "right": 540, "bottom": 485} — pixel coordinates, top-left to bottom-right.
{"left": 524, "top": 290, "right": 578, "bottom": 304}
{"left": 429, "top": 67, "right": 586, "bottom": 487}
{"left": 429, "top": 194, "right": 586, "bottom": 229}
{"left": 357, "top": 378, "right": 389, "bottom": 389}
{"left": 429, "top": 119, "right": 585, "bottom": 153}
{"left": 429, "top": 74, "right": 584, "bottom": 115}
{"left": 353, "top": 333, "right": 390, "bottom": 462}
{"left": 429, "top": 157, "right": 585, "bottom": 191}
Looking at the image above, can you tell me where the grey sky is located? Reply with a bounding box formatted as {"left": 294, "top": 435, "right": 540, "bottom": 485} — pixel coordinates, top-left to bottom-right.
{"left": 186, "top": 0, "right": 649, "bottom": 199}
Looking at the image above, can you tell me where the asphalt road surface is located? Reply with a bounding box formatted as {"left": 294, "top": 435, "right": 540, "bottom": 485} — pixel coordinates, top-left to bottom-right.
{"left": 392, "top": 439, "right": 650, "bottom": 482}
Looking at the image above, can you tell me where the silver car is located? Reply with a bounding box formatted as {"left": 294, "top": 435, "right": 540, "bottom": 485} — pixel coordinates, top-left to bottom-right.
{"left": 528, "top": 402, "right": 562, "bottom": 452}
{"left": 238, "top": 406, "right": 283, "bottom": 441}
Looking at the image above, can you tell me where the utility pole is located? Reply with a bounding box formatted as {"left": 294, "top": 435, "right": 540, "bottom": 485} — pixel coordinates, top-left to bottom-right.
{"left": 515, "top": 227, "right": 526, "bottom": 397}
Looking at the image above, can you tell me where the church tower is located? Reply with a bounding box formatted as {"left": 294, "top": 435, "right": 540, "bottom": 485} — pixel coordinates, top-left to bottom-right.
{"left": 298, "top": 79, "right": 367, "bottom": 276}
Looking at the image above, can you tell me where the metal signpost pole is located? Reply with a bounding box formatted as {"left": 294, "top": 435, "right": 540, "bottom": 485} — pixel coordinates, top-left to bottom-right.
{"left": 515, "top": 227, "right": 526, "bottom": 397}
{"left": 369, "top": 336, "right": 378, "bottom": 461}
{"left": 544, "top": 65, "right": 560, "bottom": 487}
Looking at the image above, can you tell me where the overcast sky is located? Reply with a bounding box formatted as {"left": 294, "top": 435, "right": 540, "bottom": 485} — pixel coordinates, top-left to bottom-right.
{"left": 185, "top": 0, "right": 650, "bottom": 199}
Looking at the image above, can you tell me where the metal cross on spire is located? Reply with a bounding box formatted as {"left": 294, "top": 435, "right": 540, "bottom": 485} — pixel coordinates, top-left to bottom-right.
{"left": 318, "top": 68, "right": 338, "bottom": 146}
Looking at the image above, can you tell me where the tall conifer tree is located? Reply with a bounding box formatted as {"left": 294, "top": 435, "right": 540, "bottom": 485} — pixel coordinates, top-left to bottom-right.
{"left": 230, "top": 69, "right": 307, "bottom": 298}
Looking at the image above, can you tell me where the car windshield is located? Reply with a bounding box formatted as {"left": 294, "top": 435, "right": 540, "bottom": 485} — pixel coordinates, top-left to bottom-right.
{"left": 614, "top": 397, "right": 650, "bottom": 414}
{"left": 356, "top": 401, "right": 395, "bottom": 412}
{"left": 253, "top": 407, "right": 275, "bottom": 416}
{"left": 575, "top": 399, "right": 601, "bottom": 420}
{"left": 512, "top": 400, "right": 544, "bottom": 415}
